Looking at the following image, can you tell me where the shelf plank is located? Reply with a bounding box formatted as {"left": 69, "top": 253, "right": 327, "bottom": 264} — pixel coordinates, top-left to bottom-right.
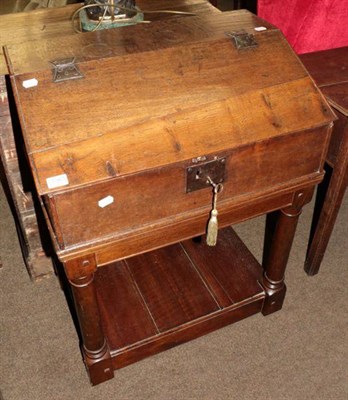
{"left": 95, "top": 227, "right": 265, "bottom": 369}
{"left": 181, "top": 227, "right": 264, "bottom": 307}
{"left": 95, "top": 261, "right": 158, "bottom": 349}
{"left": 111, "top": 296, "right": 264, "bottom": 370}
{"left": 125, "top": 244, "right": 220, "bottom": 332}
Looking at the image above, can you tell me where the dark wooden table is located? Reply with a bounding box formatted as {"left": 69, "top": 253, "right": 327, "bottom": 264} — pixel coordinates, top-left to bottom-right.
{"left": 300, "top": 47, "right": 348, "bottom": 275}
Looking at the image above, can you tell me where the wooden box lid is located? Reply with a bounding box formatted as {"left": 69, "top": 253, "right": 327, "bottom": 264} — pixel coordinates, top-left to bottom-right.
{"left": 6, "top": 9, "right": 335, "bottom": 195}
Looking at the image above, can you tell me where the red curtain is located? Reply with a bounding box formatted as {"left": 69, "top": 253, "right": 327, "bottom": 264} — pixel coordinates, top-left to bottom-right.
{"left": 258, "top": 0, "right": 348, "bottom": 54}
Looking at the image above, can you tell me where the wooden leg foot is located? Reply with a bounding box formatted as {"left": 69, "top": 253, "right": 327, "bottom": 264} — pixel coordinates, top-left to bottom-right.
{"left": 261, "top": 274, "right": 286, "bottom": 315}
{"left": 83, "top": 340, "right": 114, "bottom": 386}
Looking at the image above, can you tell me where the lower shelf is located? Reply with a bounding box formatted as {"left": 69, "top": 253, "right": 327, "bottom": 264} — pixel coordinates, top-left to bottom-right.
{"left": 95, "top": 226, "right": 265, "bottom": 370}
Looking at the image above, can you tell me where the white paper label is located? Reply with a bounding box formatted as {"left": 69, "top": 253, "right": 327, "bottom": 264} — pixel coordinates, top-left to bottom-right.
{"left": 22, "top": 78, "right": 38, "bottom": 89}
{"left": 46, "top": 174, "right": 69, "bottom": 189}
{"left": 98, "top": 195, "right": 114, "bottom": 208}
{"left": 254, "top": 26, "right": 267, "bottom": 31}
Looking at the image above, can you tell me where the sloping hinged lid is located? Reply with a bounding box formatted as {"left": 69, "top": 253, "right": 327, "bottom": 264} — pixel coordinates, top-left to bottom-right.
{"left": 6, "top": 10, "right": 335, "bottom": 195}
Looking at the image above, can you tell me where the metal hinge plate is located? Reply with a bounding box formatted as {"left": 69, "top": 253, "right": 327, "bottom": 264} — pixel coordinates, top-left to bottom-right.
{"left": 186, "top": 157, "right": 226, "bottom": 193}
{"left": 227, "top": 31, "right": 258, "bottom": 50}
{"left": 51, "top": 57, "right": 84, "bottom": 83}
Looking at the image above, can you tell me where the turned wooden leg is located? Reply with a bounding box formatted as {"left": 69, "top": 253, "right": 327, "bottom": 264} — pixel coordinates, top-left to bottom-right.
{"left": 64, "top": 254, "right": 114, "bottom": 385}
{"left": 262, "top": 210, "right": 279, "bottom": 268}
{"left": 261, "top": 189, "right": 314, "bottom": 315}
{"left": 305, "top": 130, "right": 348, "bottom": 275}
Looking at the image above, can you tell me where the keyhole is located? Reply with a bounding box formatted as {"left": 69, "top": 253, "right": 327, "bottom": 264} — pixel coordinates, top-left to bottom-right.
{"left": 195, "top": 169, "right": 202, "bottom": 180}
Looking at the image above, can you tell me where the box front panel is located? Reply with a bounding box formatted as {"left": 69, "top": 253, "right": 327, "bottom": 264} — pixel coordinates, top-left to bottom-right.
{"left": 50, "top": 126, "right": 329, "bottom": 249}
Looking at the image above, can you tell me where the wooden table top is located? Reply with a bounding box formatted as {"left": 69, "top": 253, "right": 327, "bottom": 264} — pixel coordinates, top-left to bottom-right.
{"left": 300, "top": 47, "right": 348, "bottom": 116}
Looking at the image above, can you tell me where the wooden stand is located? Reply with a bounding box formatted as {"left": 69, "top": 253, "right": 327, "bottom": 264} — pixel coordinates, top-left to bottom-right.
{"left": 63, "top": 189, "right": 311, "bottom": 385}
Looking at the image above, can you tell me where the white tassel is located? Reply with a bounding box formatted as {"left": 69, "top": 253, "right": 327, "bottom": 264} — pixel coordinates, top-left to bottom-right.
{"left": 206, "top": 208, "right": 218, "bottom": 246}
{"left": 205, "top": 177, "right": 223, "bottom": 246}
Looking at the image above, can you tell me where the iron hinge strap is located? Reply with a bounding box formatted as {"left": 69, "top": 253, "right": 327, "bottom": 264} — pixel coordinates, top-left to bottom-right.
{"left": 227, "top": 31, "right": 258, "bottom": 50}
{"left": 50, "top": 57, "right": 84, "bottom": 83}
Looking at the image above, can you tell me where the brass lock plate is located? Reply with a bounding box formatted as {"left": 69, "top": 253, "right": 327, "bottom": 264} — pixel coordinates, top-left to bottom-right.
{"left": 186, "top": 158, "right": 226, "bottom": 193}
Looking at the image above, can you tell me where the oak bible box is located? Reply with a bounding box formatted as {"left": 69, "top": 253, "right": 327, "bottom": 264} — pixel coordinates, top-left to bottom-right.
{"left": 5, "top": 3, "right": 335, "bottom": 385}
